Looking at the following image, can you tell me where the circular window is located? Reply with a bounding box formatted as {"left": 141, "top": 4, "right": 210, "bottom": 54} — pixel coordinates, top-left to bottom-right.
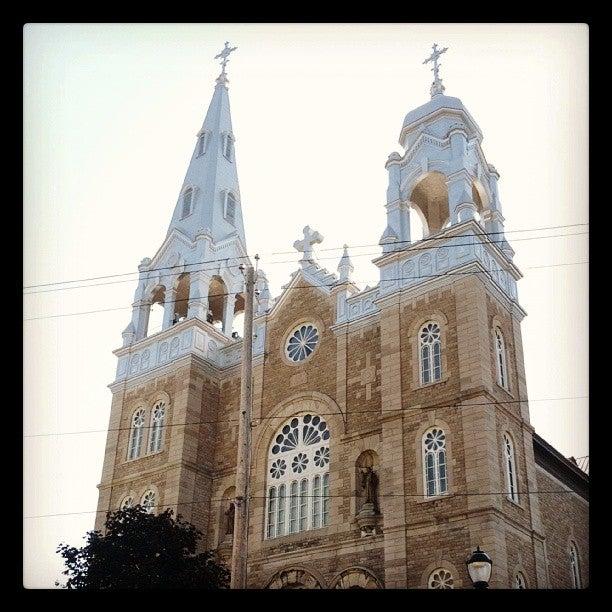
{"left": 428, "top": 568, "right": 454, "bottom": 589}
{"left": 285, "top": 324, "right": 319, "bottom": 362}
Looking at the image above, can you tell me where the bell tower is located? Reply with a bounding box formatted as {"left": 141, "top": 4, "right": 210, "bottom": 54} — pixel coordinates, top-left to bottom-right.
{"left": 95, "top": 44, "right": 270, "bottom": 538}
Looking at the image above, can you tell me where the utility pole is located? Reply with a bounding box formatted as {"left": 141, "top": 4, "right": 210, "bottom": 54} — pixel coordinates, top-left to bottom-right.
{"left": 230, "top": 264, "right": 255, "bottom": 589}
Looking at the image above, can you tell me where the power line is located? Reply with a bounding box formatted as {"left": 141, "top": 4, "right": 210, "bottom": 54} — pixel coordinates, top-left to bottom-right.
{"left": 23, "top": 488, "right": 589, "bottom": 520}
{"left": 23, "top": 395, "right": 588, "bottom": 438}
{"left": 22, "top": 259, "right": 588, "bottom": 322}
{"left": 23, "top": 227, "right": 588, "bottom": 295}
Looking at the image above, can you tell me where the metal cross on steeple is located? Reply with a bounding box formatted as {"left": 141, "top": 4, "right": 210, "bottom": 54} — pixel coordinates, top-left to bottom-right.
{"left": 423, "top": 43, "right": 449, "bottom": 98}
{"left": 215, "top": 41, "right": 238, "bottom": 75}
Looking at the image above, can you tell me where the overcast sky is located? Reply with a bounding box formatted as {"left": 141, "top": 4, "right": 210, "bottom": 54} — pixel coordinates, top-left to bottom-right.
{"left": 23, "top": 23, "right": 588, "bottom": 588}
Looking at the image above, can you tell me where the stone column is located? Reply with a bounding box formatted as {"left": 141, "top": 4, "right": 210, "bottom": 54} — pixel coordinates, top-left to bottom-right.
{"left": 222, "top": 293, "right": 235, "bottom": 336}
{"left": 447, "top": 126, "right": 477, "bottom": 224}
{"left": 132, "top": 299, "right": 151, "bottom": 341}
{"left": 447, "top": 169, "right": 477, "bottom": 223}
{"left": 378, "top": 298, "right": 408, "bottom": 588}
{"left": 187, "top": 271, "right": 210, "bottom": 322}
{"left": 163, "top": 287, "right": 177, "bottom": 330}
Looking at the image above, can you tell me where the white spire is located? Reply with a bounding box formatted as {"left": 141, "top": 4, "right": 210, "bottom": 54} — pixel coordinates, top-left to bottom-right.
{"left": 166, "top": 43, "right": 246, "bottom": 251}
{"left": 337, "top": 244, "right": 354, "bottom": 283}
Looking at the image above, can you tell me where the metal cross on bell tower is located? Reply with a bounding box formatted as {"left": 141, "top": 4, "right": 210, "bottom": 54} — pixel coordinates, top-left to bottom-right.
{"left": 214, "top": 41, "right": 238, "bottom": 79}
{"left": 423, "top": 43, "right": 449, "bottom": 98}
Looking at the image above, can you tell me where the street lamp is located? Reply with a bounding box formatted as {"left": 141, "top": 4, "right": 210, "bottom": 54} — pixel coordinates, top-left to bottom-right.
{"left": 466, "top": 546, "right": 493, "bottom": 589}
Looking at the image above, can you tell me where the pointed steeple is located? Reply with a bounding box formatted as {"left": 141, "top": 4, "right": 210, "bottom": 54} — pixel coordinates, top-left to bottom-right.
{"left": 337, "top": 244, "right": 354, "bottom": 283}
{"left": 167, "top": 44, "right": 246, "bottom": 251}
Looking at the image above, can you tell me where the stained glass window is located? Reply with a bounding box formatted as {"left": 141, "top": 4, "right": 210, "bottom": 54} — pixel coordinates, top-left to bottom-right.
{"left": 504, "top": 434, "right": 518, "bottom": 503}
{"left": 128, "top": 408, "right": 146, "bottom": 460}
{"left": 148, "top": 401, "right": 165, "bottom": 453}
{"left": 423, "top": 427, "right": 448, "bottom": 497}
{"left": 286, "top": 324, "right": 319, "bottom": 363}
{"left": 420, "top": 322, "right": 442, "bottom": 384}
{"left": 265, "top": 414, "right": 330, "bottom": 539}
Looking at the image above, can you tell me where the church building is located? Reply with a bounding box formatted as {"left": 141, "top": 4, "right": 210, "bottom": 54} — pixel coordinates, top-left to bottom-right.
{"left": 95, "top": 43, "right": 589, "bottom": 589}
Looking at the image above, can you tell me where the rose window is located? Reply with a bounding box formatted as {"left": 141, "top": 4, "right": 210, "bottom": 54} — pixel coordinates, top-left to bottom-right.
{"left": 292, "top": 453, "right": 309, "bottom": 473}
{"left": 286, "top": 324, "right": 319, "bottom": 362}
{"left": 420, "top": 322, "right": 440, "bottom": 344}
{"left": 424, "top": 428, "right": 445, "bottom": 452}
{"left": 428, "top": 569, "right": 454, "bottom": 589}
{"left": 270, "top": 459, "right": 287, "bottom": 479}
{"left": 314, "top": 447, "right": 330, "bottom": 467}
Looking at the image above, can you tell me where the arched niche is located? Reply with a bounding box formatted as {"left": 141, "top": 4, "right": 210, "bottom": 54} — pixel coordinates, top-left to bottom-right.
{"left": 355, "top": 450, "right": 381, "bottom": 517}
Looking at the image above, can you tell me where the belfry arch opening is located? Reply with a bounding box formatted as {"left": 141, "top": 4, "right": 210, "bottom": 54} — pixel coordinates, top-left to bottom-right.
{"left": 208, "top": 276, "right": 227, "bottom": 330}
{"left": 147, "top": 285, "right": 166, "bottom": 336}
{"left": 409, "top": 172, "right": 449, "bottom": 238}
{"left": 173, "top": 273, "right": 190, "bottom": 323}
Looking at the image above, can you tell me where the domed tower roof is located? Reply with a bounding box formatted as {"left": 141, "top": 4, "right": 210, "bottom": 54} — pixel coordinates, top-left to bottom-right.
{"left": 399, "top": 94, "right": 483, "bottom": 149}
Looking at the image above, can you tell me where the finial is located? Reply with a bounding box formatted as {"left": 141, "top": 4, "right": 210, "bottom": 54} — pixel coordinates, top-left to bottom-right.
{"left": 214, "top": 41, "right": 238, "bottom": 84}
{"left": 423, "top": 43, "right": 449, "bottom": 98}
{"left": 293, "top": 225, "right": 324, "bottom": 268}
{"left": 337, "top": 244, "right": 354, "bottom": 283}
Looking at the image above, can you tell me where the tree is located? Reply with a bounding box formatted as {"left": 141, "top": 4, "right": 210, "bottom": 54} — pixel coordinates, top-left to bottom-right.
{"left": 56, "top": 505, "right": 230, "bottom": 590}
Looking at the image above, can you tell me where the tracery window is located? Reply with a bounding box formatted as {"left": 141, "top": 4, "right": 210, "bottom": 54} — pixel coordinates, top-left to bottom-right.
{"left": 148, "top": 400, "right": 166, "bottom": 454}
{"left": 570, "top": 542, "right": 581, "bottom": 588}
{"left": 182, "top": 188, "right": 193, "bottom": 218}
{"left": 495, "top": 327, "right": 509, "bottom": 390}
{"left": 120, "top": 496, "right": 134, "bottom": 510}
{"left": 428, "top": 568, "right": 454, "bottom": 589}
{"left": 419, "top": 322, "right": 442, "bottom": 384}
{"left": 265, "top": 414, "right": 330, "bottom": 539}
{"left": 503, "top": 433, "right": 519, "bottom": 503}
{"left": 514, "top": 572, "right": 527, "bottom": 589}
{"left": 127, "top": 408, "right": 146, "bottom": 460}
{"left": 423, "top": 427, "right": 448, "bottom": 497}
{"left": 285, "top": 324, "right": 319, "bottom": 363}
{"left": 141, "top": 490, "right": 156, "bottom": 514}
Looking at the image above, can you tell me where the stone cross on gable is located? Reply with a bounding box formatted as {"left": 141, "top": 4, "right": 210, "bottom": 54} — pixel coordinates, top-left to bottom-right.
{"left": 215, "top": 41, "right": 238, "bottom": 74}
{"left": 423, "top": 43, "right": 448, "bottom": 97}
{"left": 293, "top": 225, "right": 324, "bottom": 266}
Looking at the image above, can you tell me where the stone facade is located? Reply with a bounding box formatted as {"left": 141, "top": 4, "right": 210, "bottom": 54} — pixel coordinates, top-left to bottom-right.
{"left": 95, "top": 50, "right": 588, "bottom": 589}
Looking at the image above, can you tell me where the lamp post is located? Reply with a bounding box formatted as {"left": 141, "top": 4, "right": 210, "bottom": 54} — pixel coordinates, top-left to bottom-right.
{"left": 466, "top": 546, "right": 493, "bottom": 589}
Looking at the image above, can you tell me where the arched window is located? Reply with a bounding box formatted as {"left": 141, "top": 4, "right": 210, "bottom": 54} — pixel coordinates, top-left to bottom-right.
{"left": 223, "top": 134, "right": 234, "bottom": 161}
{"left": 141, "top": 490, "right": 156, "bottom": 514}
{"left": 265, "top": 414, "right": 331, "bottom": 539}
{"left": 225, "top": 192, "right": 236, "bottom": 225}
{"left": 423, "top": 427, "right": 448, "bottom": 497}
{"left": 419, "top": 322, "right": 442, "bottom": 384}
{"left": 570, "top": 542, "right": 582, "bottom": 588}
{"left": 514, "top": 572, "right": 527, "bottom": 589}
{"left": 197, "top": 133, "right": 207, "bottom": 156}
{"left": 181, "top": 188, "right": 193, "bottom": 219}
{"left": 127, "top": 408, "right": 146, "bottom": 460}
{"left": 120, "top": 495, "right": 134, "bottom": 510}
{"left": 503, "top": 433, "right": 519, "bottom": 503}
{"left": 428, "top": 568, "right": 454, "bottom": 589}
{"left": 148, "top": 400, "right": 166, "bottom": 453}
{"left": 495, "top": 327, "right": 509, "bottom": 390}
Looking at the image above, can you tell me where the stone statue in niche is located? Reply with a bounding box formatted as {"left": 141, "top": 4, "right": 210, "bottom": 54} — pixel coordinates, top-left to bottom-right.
{"left": 359, "top": 466, "right": 379, "bottom": 515}
{"left": 224, "top": 502, "right": 235, "bottom": 537}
